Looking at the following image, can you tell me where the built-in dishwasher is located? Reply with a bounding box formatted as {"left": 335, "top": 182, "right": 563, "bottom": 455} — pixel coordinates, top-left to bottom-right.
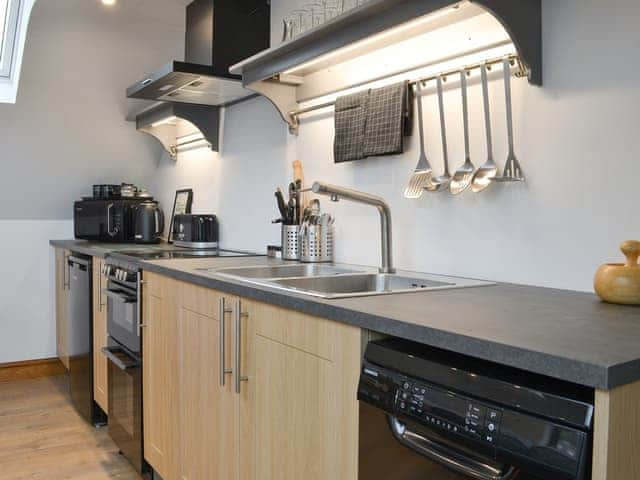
{"left": 358, "top": 338, "right": 594, "bottom": 480}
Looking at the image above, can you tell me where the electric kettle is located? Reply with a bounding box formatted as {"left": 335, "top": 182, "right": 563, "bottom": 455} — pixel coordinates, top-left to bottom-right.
{"left": 134, "top": 200, "right": 164, "bottom": 244}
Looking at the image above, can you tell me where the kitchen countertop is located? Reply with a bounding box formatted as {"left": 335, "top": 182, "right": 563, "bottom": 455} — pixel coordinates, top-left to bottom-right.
{"left": 49, "top": 239, "right": 179, "bottom": 258}
{"left": 51, "top": 239, "right": 640, "bottom": 390}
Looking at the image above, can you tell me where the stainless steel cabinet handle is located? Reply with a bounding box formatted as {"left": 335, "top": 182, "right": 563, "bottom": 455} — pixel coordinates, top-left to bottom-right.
{"left": 234, "top": 298, "right": 249, "bottom": 394}
{"left": 63, "top": 252, "right": 70, "bottom": 290}
{"left": 136, "top": 272, "right": 144, "bottom": 335}
{"left": 219, "top": 297, "right": 233, "bottom": 386}
{"left": 388, "top": 417, "right": 518, "bottom": 480}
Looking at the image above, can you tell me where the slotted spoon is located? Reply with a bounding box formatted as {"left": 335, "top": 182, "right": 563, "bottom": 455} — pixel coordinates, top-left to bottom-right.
{"left": 471, "top": 63, "right": 498, "bottom": 193}
{"left": 494, "top": 58, "right": 525, "bottom": 182}
{"left": 428, "top": 75, "right": 452, "bottom": 192}
{"left": 404, "top": 81, "right": 433, "bottom": 199}
{"left": 449, "top": 69, "right": 475, "bottom": 195}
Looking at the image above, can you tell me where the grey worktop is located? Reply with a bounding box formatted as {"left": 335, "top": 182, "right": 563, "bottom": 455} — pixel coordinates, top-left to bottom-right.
{"left": 49, "top": 239, "right": 178, "bottom": 258}
{"left": 51, "top": 239, "right": 640, "bottom": 390}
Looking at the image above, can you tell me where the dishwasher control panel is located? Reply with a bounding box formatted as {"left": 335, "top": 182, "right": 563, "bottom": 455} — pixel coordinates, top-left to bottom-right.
{"left": 397, "top": 379, "right": 502, "bottom": 445}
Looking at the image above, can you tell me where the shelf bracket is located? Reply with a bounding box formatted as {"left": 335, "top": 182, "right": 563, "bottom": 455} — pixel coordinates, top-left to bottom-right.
{"left": 247, "top": 80, "right": 300, "bottom": 134}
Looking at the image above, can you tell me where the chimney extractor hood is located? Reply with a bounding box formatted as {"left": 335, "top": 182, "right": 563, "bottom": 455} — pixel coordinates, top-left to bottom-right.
{"left": 127, "top": 0, "right": 270, "bottom": 106}
{"left": 136, "top": 103, "right": 220, "bottom": 159}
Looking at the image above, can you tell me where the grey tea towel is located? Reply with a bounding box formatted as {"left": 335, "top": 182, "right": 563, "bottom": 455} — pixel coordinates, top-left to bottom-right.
{"left": 333, "top": 90, "right": 370, "bottom": 163}
{"left": 363, "top": 81, "right": 411, "bottom": 158}
{"left": 334, "top": 81, "right": 411, "bottom": 163}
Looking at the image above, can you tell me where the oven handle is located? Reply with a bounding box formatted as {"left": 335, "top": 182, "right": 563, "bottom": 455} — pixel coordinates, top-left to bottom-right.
{"left": 103, "top": 289, "right": 136, "bottom": 303}
{"left": 388, "top": 416, "right": 519, "bottom": 480}
{"left": 102, "top": 346, "right": 141, "bottom": 371}
{"left": 106, "top": 203, "right": 116, "bottom": 237}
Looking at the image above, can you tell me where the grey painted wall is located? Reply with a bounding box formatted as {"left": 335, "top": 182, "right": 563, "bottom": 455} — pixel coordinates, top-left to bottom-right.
{"left": 151, "top": 0, "right": 640, "bottom": 294}
{"left": 0, "top": 0, "right": 186, "bottom": 363}
{"left": 0, "top": 0, "right": 185, "bottom": 220}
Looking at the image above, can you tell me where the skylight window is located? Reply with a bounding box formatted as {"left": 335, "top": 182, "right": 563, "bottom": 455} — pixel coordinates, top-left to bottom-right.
{"left": 0, "top": 0, "right": 21, "bottom": 78}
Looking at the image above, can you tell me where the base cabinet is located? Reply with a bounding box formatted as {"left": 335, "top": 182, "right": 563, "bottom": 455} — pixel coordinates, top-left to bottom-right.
{"left": 239, "top": 299, "right": 361, "bottom": 480}
{"left": 55, "top": 248, "right": 70, "bottom": 370}
{"left": 142, "top": 272, "right": 361, "bottom": 480}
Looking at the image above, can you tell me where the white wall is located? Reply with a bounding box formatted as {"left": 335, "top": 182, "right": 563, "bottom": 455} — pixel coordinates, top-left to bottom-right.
{"left": 0, "top": 0, "right": 185, "bottom": 363}
{"left": 170, "top": 0, "right": 640, "bottom": 293}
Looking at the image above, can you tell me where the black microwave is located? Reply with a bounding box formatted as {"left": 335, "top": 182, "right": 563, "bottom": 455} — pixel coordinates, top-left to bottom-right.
{"left": 74, "top": 199, "right": 146, "bottom": 243}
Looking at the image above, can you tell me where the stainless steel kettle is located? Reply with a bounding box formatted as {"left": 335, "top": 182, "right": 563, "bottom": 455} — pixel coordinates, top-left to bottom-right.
{"left": 134, "top": 200, "right": 164, "bottom": 244}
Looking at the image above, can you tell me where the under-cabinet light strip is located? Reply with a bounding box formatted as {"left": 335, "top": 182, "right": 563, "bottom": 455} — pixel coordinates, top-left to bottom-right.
{"left": 288, "top": 53, "right": 524, "bottom": 121}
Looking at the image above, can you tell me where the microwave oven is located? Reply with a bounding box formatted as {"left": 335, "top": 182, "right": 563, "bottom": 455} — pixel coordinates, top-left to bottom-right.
{"left": 74, "top": 199, "right": 147, "bottom": 243}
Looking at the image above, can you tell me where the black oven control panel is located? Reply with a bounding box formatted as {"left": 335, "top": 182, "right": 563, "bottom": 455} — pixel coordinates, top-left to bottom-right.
{"left": 397, "top": 379, "right": 502, "bottom": 445}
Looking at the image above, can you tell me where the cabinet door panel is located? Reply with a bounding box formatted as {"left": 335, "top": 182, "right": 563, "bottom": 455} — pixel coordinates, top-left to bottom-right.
{"left": 241, "top": 297, "right": 361, "bottom": 480}
{"left": 253, "top": 303, "right": 335, "bottom": 361}
{"left": 179, "top": 307, "right": 223, "bottom": 480}
{"left": 92, "top": 257, "right": 108, "bottom": 412}
{"left": 143, "top": 274, "right": 178, "bottom": 480}
{"left": 55, "top": 248, "right": 70, "bottom": 369}
{"left": 254, "top": 336, "right": 333, "bottom": 480}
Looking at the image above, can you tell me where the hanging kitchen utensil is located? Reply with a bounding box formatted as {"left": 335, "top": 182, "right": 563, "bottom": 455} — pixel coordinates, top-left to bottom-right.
{"left": 428, "top": 75, "right": 452, "bottom": 192}
{"left": 471, "top": 64, "right": 498, "bottom": 193}
{"left": 449, "top": 69, "right": 475, "bottom": 195}
{"left": 494, "top": 58, "right": 525, "bottom": 183}
{"left": 404, "top": 81, "right": 434, "bottom": 199}
{"left": 595, "top": 241, "right": 640, "bottom": 305}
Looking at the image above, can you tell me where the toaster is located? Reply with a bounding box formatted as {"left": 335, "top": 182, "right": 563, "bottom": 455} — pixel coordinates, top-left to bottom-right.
{"left": 172, "top": 214, "right": 219, "bottom": 249}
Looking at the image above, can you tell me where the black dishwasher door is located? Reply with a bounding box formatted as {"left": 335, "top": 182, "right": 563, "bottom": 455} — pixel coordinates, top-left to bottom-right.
{"left": 359, "top": 403, "right": 539, "bottom": 480}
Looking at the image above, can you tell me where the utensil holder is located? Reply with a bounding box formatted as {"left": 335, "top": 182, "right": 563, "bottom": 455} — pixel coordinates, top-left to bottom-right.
{"left": 300, "top": 224, "right": 334, "bottom": 263}
{"left": 282, "top": 225, "right": 301, "bottom": 260}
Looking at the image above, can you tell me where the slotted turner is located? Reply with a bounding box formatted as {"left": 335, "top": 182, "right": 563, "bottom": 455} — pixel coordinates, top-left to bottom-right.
{"left": 404, "top": 81, "right": 433, "bottom": 199}
{"left": 494, "top": 58, "right": 525, "bottom": 182}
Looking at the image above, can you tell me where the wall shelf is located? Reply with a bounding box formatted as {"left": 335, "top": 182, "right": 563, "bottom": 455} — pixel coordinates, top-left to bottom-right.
{"left": 230, "top": 0, "right": 541, "bottom": 134}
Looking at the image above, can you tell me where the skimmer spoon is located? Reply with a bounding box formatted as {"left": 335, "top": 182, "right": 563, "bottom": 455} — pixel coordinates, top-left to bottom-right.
{"left": 428, "top": 75, "right": 451, "bottom": 192}
{"left": 471, "top": 63, "right": 498, "bottom": 193}
{"left": 449, "top": 69, "right": 474, "bottom": 195}
{"left": 404, "top": 81, "right": 434, "bottom": 199}
{"left": 494, "top": 58, "right": 525, "bottom": 182}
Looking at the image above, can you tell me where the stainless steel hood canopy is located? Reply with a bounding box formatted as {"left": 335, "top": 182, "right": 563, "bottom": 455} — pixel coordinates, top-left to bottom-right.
{"left": 136, "top": 103, "right": 220, "bottom": 159}
{"left": 127, "top": 0, "right": 270, "bottom": 107}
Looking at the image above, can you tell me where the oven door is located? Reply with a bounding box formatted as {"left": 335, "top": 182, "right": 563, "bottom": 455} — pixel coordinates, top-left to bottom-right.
{"left": 105, "top": 287, "right": 140, "bottom": 354}
{"left": 103, "top": 345, "right": 143, "bottom": 474}
{"left": 359, "top": 403, "right": 540, "bottom": 480}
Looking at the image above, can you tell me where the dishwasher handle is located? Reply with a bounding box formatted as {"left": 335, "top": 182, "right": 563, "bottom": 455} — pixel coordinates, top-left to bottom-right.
{"left": 388, "top": 417, "right": 519, "bottom": 480}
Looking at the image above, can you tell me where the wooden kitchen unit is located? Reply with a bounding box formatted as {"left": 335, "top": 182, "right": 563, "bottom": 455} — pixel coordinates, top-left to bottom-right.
{"left": 142, "top": 271, "right": 361, "bottom": 480}
{"left": 49, "top": 250, "right": 640, "bottom": 480}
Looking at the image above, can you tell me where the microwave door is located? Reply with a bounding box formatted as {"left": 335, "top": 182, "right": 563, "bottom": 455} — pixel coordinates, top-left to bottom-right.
{"left": 75, "top": 202, "right": 114, "bottom": 238}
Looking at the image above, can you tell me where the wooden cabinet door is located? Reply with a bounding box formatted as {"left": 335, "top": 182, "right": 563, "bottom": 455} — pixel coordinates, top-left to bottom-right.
{"left": 143, "top": 272, "right": 179, "bottom": 480}
{"left": 239, "top": 299, "right": 361, "bottom": 480}
{"left": 177, "top": 282, "right": 239, "bottom": 480}
{"left": 92, "top": 257, "right": 108, "bottom": 413}
{"left": 55, "top": 248, "right": 70, "bottom": 370}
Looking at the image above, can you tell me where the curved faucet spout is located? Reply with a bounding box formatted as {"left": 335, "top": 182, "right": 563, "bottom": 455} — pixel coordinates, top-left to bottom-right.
{"left": 311, "top": 181, "right": 395, "bottom": 274}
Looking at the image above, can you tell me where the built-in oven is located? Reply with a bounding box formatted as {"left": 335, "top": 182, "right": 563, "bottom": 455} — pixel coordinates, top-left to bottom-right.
{"left": 358, "top": 338, "right": 594, "bottom": 480}
{"left": 101, "top": 260, "right": 147, "bottom": 475}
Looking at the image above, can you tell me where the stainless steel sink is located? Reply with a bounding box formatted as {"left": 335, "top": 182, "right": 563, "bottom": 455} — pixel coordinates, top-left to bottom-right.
{"left": 198, "top": 263, "right": 493, "bottom": 299}
{"left": 204, "top": 264, "right": 363, "bottom": 279}
{"left": 269, "top": 273, "right": 492, "bottom": 299}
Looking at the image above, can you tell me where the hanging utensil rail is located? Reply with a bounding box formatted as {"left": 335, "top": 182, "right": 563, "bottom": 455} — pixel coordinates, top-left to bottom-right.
{"left": 287, "top": 54, "right": 524, "bottom": 123}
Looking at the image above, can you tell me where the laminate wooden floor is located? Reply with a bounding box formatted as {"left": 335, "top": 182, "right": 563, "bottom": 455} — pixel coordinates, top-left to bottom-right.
{"left": 0, "top": 375, "right": 141, "bottom": 480}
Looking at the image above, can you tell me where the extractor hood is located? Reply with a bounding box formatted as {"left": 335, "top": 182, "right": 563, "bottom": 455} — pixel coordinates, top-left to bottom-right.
{"left": 127, "top": 0, "right": 270, "bottom": 106}
{"left": 136, "top": 103, "right": 220, "bottom": 159}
